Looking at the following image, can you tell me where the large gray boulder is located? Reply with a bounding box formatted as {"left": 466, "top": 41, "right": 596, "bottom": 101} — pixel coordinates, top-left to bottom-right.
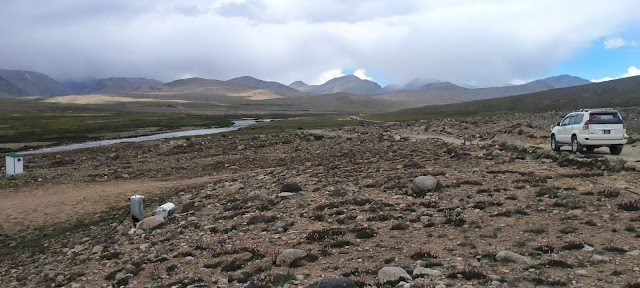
{"left": 378, "top": 266, "right": 411, "bottom": 283}
{"left": 136, "top": 216, "right": 165, "bottom": 230}
{"left": 276, "top": 249, "right": 307, "bottom": 266}
{"left": 495, "top": 250, "right": 532, "bottom": 265}
{"left": 412, "top": 176, "right": 438, "bottom": 193}
{"left": 305, "top": 277, "right": 356, "bottom": 288}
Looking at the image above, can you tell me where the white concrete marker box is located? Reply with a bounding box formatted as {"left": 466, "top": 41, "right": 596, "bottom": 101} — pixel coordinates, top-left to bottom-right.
{"left": 5, "top": 153, "right": 24, "bottom": 176}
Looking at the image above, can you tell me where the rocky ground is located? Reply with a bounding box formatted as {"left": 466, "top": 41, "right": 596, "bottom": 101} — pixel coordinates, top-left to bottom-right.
{"left": 1, "top": 111, "right": 640, "bottom": 288}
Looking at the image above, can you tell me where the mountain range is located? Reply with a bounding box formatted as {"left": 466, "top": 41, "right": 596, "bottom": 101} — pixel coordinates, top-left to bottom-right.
{"left": 0, "top": 68, "right": 594, "bottom": 107}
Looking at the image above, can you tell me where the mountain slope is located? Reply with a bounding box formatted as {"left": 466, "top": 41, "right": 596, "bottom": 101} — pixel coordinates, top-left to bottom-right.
{"left": 132, "top": 77, "right": 253, "bottom": 95}
{"left": 380, "top": 75, "right": 640, "bottom": 120}
{"left": 374, "top": 75, "right": 590, "bottom": 106}
{"left": 0, "top": 69, "right": 72, "bottom": 97}
{"left": 227, "top": 76, "right": 301, "bottom": 96}
{"left": 0, "top": 76, "right": 28, "bottom": 98}
{"left": 83, "top": 77, "right": 162, "bottom": 94}
{"left": 305, "top": 75, "right": 382, "bottom": 95}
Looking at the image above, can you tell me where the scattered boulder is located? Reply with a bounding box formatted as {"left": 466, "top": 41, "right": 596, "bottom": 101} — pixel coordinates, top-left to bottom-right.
{"left": 378, "top": 267, "right": 411, "bottom": 284}
{"left": 403, "top": 160, "right": 420, "bottom": 168}
{"left": 330, "top": 187, "right": 349, "bottom": 197}
{"left": 136, "top": 216, "right": 165, "bottom": 231}
{"left": 180, "top": 201, "right": 201, "bottom": 213}
{"left": 589, "top": 255, "right": 610, "bottom": 263}
{"left": 412, "top": 176, "right": 438, "bottom": 194}
{"left": 305, "top": 277, "right": 357, "bottom": 288}
{"left": 43, "top": 270, "right": 64, "bottom": 281}
{"left": 495, "top": 250, "right": 532, "bottom": 265}
{"left": 276, "top": 249, "right": 307, "bottom": 267}
{"left": 413, "top": 267, "right": 442, "bottom": 277}
{"left": 91, "top": 245, "right": 104, "bottom": 254}
{"left": 278, "top": 192, "right": 302, "bottom": 199}
{"left": 281, "top": 182, "right": 302, "bottom": 192}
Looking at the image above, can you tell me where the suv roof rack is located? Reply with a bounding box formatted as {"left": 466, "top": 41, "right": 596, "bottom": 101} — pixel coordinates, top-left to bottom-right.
{"left": 577, "top": 108, "right": 614, "bottom": 112}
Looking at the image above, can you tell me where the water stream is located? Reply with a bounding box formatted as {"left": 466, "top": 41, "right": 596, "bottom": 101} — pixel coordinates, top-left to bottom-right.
{"left": 20, "top": 119, "right": 271, "bottom": 155}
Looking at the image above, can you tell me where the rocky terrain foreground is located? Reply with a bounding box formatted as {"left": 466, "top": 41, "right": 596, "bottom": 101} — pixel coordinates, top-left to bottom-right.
{"left": 1, "top": 112, "right": 640, "bottom": 288}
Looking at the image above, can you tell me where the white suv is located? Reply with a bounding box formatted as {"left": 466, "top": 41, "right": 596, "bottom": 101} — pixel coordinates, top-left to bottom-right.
{"left": 550, "top": 108, "right": 628, "bottom": 155}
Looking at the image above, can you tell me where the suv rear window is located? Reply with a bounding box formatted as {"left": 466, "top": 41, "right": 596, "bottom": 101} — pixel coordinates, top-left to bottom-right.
{"left": 589, "top": 113, "right": 622, "bottom": 124}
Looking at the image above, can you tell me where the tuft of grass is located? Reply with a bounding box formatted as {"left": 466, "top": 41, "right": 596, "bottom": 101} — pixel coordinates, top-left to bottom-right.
{"left": 523, "top": 226, "right": 547, "bottom": 235}
{"left": 352, "top": 227, "right": 377, "bottom": 239}
{"left": 559, "top": 226, "right": 579, "bottom": 234}
{"left": 390, "top": 222, "right": 409, "bottom": 231}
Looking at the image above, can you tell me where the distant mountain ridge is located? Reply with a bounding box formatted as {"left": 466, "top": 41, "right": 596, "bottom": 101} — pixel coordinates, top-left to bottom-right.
{"left": 289, "top": 75, "right": 382, "bottom": 95}
{"left": 374, "top": 75, "right": 592, "bottom": 105}
{"left": 0, "top": 67, "right": 594, "bottom": 108}
{"left": 226, "top": 76, "right": 301, "bottom": 96}
{"left": 0, "top": 69, "right": 72, "bottom": 96}
{"left": 83, "top": 77, "right": 162, "bottom": 94}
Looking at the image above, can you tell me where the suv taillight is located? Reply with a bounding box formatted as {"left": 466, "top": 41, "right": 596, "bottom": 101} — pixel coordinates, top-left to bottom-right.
{"left": 582, "top": 120, "right": 589, "bottom": 130}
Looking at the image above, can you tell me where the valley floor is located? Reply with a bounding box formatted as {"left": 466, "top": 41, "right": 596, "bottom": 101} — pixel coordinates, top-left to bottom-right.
{"left": 1, "top": 112, "right": 640, "bottom": 288}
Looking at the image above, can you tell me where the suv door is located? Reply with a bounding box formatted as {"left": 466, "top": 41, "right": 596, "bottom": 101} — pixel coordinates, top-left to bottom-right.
{"left": 556, "top": 115, "right": 575, "bottom": 143}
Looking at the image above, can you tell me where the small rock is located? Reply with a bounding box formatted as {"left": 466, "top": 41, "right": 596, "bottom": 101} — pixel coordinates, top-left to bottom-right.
{"left": 280, "top": 182, "right": 302, "bottom": 192}
{"left": 136, "top": 216, "right": 165, "bottom": 230}
{"left": 278, "top": 192, "right": 301, "bottom": 199}
{"left": 91, "top": 245, "right": 103, "bottom": 254}
{"left": 276, "top": 249, "right": 307, "bottom": 267}
{"left": 589, "top": 255, "right": 609, "bottom": 263}
{"left": 627, "top": 249, "right": 640, "bottom": 256}
{"left": 378, "top": 267, "right": 411, "bottom": 283}
{"left": 491, "top": 150, "right": 504, "bottom": 157}
{"left": 180, "top": 202, "right": 201, "bottom": 213}
{"left": 304, "top": 277, "right": 356, "bottom": 288}
{"left": 237, "top": 145, "right": 246, "bottom": 150}
{"left": 413, "top": 267, "right": 442, "bottom": 277}
{"left": 403, "top": 160, "right": 420, "bottom": 168}
{"left": 575, "top": 269, "right": 588, "bottom": 275}
{"left": 582, "top": 245, "right": 595, "bottom": 252}
{"left": 495, "top": 250, "right": 532, "bottom": 265}
{"left": 43, "top": 270, "right": 64, "bottom": 280}
{"left": 331, "top": 187, "right": 349, "bottom": 197}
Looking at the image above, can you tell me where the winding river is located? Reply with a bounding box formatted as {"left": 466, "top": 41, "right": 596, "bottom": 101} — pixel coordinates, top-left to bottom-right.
{"left": 20, "top": 119, "right": 271, "bottom": 155}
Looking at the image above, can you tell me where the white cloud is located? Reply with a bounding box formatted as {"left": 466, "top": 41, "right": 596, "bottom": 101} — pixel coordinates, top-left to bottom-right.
{"left": 603, "top": 37, "right": 639, "bottom": 49}
{"left": 508, "top": 79, "right": 531, "bottom": 85}
{"left": 312, "top": 68, "right": 345, "bottom": 85}
{"left": 591, "top": 66, "right": 640, "bottom": 82}
{"left": 604, "top": 37, "right": 626, "bottom": 49}
{"left": 1, "top": 0, "right": 640, "bottom": 86}
{"left": 353, "top": 69, "right": 374, "bottom": 81}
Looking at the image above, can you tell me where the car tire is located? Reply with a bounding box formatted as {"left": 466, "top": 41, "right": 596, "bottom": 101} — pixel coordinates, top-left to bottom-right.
{"left": 551, "top": 135, "right": 560, "bottom": 151}
{"left": 571, "top": 136, "right": 582, "bottom": 153}
{"left": 610, "top": 145, "right": 623, "bottom": 155}
{"left": 585, "top": 146, "right": 595, "bottom": 152}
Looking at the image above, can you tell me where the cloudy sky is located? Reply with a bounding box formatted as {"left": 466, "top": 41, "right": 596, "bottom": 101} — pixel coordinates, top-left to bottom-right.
{"left": 1, "top": 0, "right": 639, "bottom": 87}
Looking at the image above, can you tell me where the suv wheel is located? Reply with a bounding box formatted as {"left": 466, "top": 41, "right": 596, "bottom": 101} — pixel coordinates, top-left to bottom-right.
{"left": 571, "top": 136, "right": 582, "bottom": 153}
{"left": 610, "top": 145, "right": 623, "bottom": 155}
{"left": 551, "top": 135, "right": 560, "bottom": 151}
